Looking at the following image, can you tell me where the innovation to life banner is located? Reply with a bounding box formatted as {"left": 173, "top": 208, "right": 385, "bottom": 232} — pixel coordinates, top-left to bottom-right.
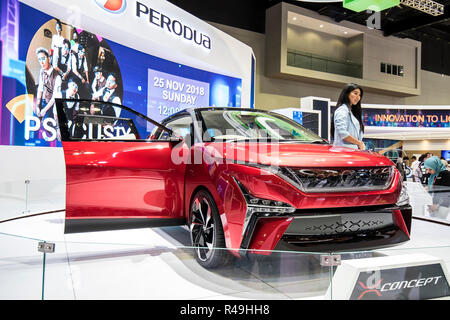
{"left": 0, "top": 0, "right": 242, "bottom": 147}
{"left": 331, "top": 105, "right": 450, "bottom": 128}
{"left": 363, "top": 108, "right": 450, "bottom": 128}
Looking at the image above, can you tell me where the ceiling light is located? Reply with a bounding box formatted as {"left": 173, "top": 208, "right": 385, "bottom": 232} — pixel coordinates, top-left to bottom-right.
{"left": 293, "top": 17, "right": 297, "bottom": 20}
{"left": 319, "top": 24, "right": 324, "bottom": 28}
{"left": 400, "top": 0, "right": 444, "bottom": 16}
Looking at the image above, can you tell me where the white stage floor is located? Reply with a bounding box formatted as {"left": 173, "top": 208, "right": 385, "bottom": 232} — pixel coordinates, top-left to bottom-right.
{"left": 0, "top": 209, "right": 449, "bottom": 300}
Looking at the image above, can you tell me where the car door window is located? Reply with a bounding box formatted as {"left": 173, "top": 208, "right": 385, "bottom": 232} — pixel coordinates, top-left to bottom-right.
{"left": 56, "top": 99, "right": 172, "bottom": 142}
{"left": 165, "top": 115, "right": 192, "bottom": 137}
{"left": 153, "top": 114, "right": 192, "bottom": 141}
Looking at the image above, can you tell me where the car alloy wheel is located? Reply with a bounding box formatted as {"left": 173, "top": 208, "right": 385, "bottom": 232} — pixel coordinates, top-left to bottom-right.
{"left": 189, "top": 190, "right": 229, "bottom": 268}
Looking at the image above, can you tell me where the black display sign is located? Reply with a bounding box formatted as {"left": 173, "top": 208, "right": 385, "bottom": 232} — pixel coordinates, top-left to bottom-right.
{"left": 350, "top": 263, "right": 450, "bottom": 300}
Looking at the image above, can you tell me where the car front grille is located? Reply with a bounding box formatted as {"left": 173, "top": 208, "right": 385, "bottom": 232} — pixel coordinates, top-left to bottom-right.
{"left": 278, "top": 166, "right": 394, "bottom": 193}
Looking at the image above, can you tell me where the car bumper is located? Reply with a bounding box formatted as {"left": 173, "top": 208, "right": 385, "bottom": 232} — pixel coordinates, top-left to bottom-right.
{"left": 242, "top": 205, "right": 412, "bottom": 254}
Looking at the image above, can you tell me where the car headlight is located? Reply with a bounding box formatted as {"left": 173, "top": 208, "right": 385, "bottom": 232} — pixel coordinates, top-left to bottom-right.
{"left": 232, "top": 177, "right": 295, "bottom": 238}
{"left": 396, "top": 182, "right": 410, "bottom": 207}
{"left": 233, "top": 177, "right": 295, "bottom": 214}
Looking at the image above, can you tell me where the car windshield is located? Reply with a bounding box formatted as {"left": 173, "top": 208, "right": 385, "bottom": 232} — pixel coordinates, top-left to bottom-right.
{"left": 198, "top": 109, "right": 325, "bottom": 142}
{"left": 55, "top": 99, "right": 173, "bottom": 141}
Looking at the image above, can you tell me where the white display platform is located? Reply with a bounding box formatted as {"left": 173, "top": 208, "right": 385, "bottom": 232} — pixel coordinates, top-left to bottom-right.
{"left": 0, "top": 211, "right": 332, "bottom": 300}
{"left": 1, "top": 148, "right": 450, "bottom": 300}
{"left": 1, "top": 207, "right": 450, "bottom": 300}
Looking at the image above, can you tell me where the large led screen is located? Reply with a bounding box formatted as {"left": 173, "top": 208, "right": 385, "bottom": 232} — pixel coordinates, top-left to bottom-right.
{"left": 0, "top": 0, "right": 242, "bottom": 147}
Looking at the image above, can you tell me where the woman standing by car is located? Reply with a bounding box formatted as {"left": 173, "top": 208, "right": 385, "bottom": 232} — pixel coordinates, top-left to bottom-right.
{"left": 424, "top": 156, "right": 450, "bottom": 219}
{"left": 332, "top": 83, "right": 365, "bottom": 150}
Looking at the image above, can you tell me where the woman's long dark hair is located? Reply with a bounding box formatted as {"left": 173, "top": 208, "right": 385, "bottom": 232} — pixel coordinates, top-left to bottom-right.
{"left": 331, "top": 83, "right": 364, "bottom": 138}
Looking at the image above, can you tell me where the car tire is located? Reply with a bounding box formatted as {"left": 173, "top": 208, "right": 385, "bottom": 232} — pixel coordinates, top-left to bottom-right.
{"left": 189, "top": 189, "right": 230, "bottom": 269}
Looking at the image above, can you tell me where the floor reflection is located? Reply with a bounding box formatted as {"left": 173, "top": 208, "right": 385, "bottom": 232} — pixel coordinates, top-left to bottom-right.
{"left": 155, "top": 226, "right": 332, "bottom": 299}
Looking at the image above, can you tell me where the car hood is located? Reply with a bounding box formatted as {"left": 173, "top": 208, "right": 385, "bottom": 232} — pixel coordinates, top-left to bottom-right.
{"left": 204, "top": 142, "right": 393, "bottom": 168}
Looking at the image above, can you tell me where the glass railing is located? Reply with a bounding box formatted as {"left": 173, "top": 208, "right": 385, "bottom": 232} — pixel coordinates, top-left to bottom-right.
{"left": 1, "top": 180, "right": 449, "bottom": 301}
{"left": 0, "top": 178, "right": 65, "bottom": 220}
{"left": 353, "top": 146, "right": 450, "bottom": 226}
{"left": 44, "top": 242, "right": 333, "bottom": 300}
{"left": 406, "top": 181, "right": 450, "bottom": 225}
{"left": 0, "top": 218, "right": 334, "bottom": 300}
{"left": 0, "top": 232, "right": 47, "bottom": 300}
{"left": 1, "top": 216, "right": 449, "bottom": 300}
{"left": 287, "top": 49, "right": 363, "bottom": 78}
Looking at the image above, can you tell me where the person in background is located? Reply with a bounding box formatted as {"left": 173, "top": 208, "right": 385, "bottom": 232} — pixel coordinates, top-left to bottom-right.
{"left": 91, "top": 66, "right": 106, "bottom": 98}
{"left": 61, "top": 79, "right": 80, "bottom": 120}
{"left": 72, "top": 44, "right": 89, "bottom": 98}
{"left": 412, "top": 155, "right": 425, "bottom": 183}
{"left": 70, "top": 31, "right": 79, "bottom": 54}
{"left": 51, "top": 20, "right": 65, "bottom": 54}
{"left": 410, "top": 156, "right": 418, "bottom": 171}
{"left": 441, "top": 157, "right": 449, "bottom": 169}
{"left": 396, "top": 157, "right": 407, "bottom": 181}
{"left": 422, "top": 153, "right": 433, "bottom": 186}
{"left": 34, "top": 47, "right": 62, "bottom": 120}
{"left": 332, "top": 83, "right": 365, "bottom": 150}
{"left": 53, "top": 39, "right": 72, "bottom": 90}
{"left": 424, "top": 156, "right": 450, "bottom": 220}
{"left": 91, "top": 73, "right": 121, "bottom": 117}
{"left": 403, "top": 156, "right": 410, "bottom": 167}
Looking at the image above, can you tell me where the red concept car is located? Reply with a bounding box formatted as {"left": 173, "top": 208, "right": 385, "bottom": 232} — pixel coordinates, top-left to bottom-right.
{"left": 55, "top": 99, "right": 412, "bottom": 268}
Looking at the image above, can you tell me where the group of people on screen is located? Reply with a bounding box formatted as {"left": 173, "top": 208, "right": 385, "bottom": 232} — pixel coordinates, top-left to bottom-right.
{"left": 33, "top": 20, "right": 121, "bottom": 121}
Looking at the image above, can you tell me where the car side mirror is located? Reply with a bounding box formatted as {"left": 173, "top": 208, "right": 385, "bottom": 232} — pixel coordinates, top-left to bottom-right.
{"left": 169, "top": 134, "right": 183, "bottom": 142}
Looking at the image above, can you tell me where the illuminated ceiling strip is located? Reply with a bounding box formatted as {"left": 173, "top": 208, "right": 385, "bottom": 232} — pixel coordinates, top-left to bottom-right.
{"left": 400, "top": 0, "right": 444, "bottom": 16}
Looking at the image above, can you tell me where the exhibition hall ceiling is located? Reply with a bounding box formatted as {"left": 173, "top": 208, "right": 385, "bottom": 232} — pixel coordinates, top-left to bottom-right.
{"left": 168, "top": 0, "right": 450, "bottom": 75}
{"left": 168, "top": 0, "right": 450, "bottom": 42}
{"left": 298, "top": 0, "right": 450, "bottom": 42}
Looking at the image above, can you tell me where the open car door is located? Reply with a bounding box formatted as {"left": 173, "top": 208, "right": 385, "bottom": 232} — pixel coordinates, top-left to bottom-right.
{"left": 55, "top": 99, "right": 187, "bottom": 233}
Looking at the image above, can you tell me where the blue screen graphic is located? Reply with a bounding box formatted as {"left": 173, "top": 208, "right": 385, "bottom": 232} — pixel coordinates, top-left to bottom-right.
{"left": 442, "top": 150, "right": 450, "bottom": 161}
{"left": 108, "top": 39, "right": 242, "bottom": 123}
{"left": 0, "top": 1, "right": 243, "bottom": 147}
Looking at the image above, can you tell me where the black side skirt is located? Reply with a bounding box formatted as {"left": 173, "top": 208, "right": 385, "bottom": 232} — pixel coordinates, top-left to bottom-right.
{"left": 64, "top": 218, "right": 186, "bottom": 234}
